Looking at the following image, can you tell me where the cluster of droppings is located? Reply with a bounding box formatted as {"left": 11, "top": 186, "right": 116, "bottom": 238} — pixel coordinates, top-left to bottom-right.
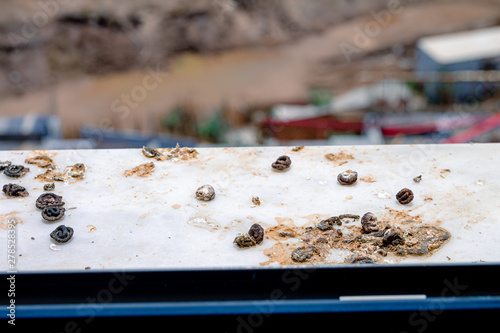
{"left": 234, "top": 223, "right": 265, "bottom": 248}
{"left": 1, "top": 152, "right": 81, "bottom": 248}
{"left": 163, "top": 144, "right": 199, "bottom": 160}
{"left": 22, "top": 152, "right": 87, "bottom": 184}
{"left": 261, "top": 209, "right": 450, "bottom": 266}
{"left": 141, "top": 144, "right": 198, "bottom": 162}
{"left": 127, "top": 144, "right": 198, "bottom": 177}
{"left": 248, "top": 223, "right": 265, "bottom": 244}
{"left": 3, "top": 145, "right": 452, "bottom": 269}
{"left": 152, "top": 151, "right": 444, "bottom": 266}
{"left": 34, "top": 191, "right": 74, "bottom": 243}
{"left": 15, "top": 147, "right": 448, "bottom": 267}
{"left": 65, "top": 163, "right": 86, "bottom": 180}
{"left": 317, "top": 217, "right": 342, "bottom": 231}
{"left": 36, "top": 193, "right": 66, "bottom": 222}
{"left": 35, "top": 163, "right": 87, "bottom": 183}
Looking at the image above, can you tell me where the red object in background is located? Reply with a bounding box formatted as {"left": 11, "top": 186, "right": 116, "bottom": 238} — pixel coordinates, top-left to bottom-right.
{"left": 440, "top": 113, "right": 500, "bottom": 143}
{"left": 381, "top": 115, "right": 488, "bottom": 137}
{"left": 261, "top": 115, "right": 363, "bottom": 141}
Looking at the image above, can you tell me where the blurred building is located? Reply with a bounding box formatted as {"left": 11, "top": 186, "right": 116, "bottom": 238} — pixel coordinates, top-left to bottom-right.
{"left": 0, "top": 114, "right": 61, "bottom": 150}
{"left": 416, "top": 26, "right": 500, "bottom": 104}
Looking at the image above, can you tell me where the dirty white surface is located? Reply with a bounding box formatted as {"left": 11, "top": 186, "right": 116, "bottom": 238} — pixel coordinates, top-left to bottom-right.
{"left": 0, "top": 144, "right": 499, "bottom": 272}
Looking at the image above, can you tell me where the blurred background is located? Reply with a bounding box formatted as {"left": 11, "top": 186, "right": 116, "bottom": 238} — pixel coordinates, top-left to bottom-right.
{"left": 1, "top": 0, "right": 500, "bottom": 150}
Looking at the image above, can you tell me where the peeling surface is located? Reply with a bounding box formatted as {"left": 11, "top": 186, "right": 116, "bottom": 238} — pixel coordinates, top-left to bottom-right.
{"left": 187, "top": 216, "right": 221, "bottom": 232}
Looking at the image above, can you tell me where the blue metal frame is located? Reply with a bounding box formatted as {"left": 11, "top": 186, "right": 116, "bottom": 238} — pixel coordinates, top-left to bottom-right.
{"left": 3, "top": 263, "right": 500, "bottom": 322}
{"left": 13, "top": 296, "right": 500, "bottom": 319}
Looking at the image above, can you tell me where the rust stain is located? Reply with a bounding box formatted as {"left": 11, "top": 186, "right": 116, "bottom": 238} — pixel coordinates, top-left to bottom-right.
{"left": 274, "top": 217, "right": 295, "bottom": 226}
{"left": 324, "top": 150, "right": 354, "bottom": 167}
{"left": 124, "top": 162, "right": 155, "bottom": 178}
{"left": 423, "top": 196, "right": 433, "bottom": 202}
{"left": 381, "top": 207, "right": 423, "bottom": 224}
{"left": 440, "top": 169, "right": 451, "bottom": 178}
{"left": 300, "top": 213, "right": 330, "bottom": 225}
{"left": 25, "top": 153, "right": 55, "bottom": 168}
{"left": 35, "top": 163, "right": 87, "bottom": 183}
{"left": 360, "top": 176, "right": 376, "bottom": 182}
{"left": 0, "top": 212, "right": 23, "bottom": 230}
{"left": 139, "top": 212, "right": 151, "bottom": 219}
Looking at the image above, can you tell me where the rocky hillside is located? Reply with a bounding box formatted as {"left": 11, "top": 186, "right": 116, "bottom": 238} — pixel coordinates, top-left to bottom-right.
{"left": 0, "top": 0, "right": 394, "bottom": 96}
